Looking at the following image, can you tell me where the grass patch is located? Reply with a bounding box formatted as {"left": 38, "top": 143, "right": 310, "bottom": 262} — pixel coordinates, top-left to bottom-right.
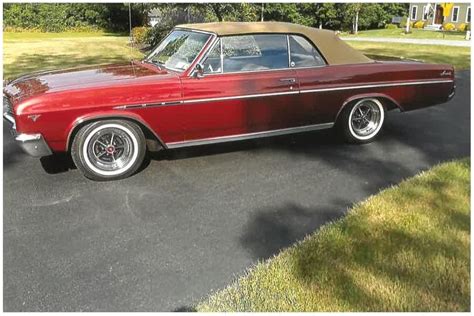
{"left": 197, "top": 159, "right": 470, "bottom": 312}
{"left": 343, "top": 28, "right": 467, "bottom": 41}
{"left": 347, "top": 41, "right": 470, "bottom": 70}
{"left": 3, "top": 32, "right": 143, "bottom": 79}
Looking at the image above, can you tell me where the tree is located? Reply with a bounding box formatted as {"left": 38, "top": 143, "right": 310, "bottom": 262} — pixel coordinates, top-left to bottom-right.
{"left": 346, "top": 3, "right": 363, "bottom": 34}
{"left": 263, "top": 3, "right": 314, "bottom": 26}
{"left": 312, "top": 3, "right": 338, "bottom": 29}
{"left": 3, "top": 3, "right": 411, "bottom": 33}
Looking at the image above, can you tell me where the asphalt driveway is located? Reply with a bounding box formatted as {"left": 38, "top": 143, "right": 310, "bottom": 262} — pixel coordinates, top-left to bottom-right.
{"left": 3, "top": 70, "right": 470, "bottom": 311}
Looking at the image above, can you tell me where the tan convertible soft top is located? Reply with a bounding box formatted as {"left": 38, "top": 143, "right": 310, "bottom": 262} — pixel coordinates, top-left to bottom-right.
{"left": 176, "top": 22, "right": 373, "bottom": 65}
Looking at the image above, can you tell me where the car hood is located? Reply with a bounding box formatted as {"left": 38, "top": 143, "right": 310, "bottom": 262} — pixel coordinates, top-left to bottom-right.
{"left": 4, "top": 61, "right": 175, "bottom": 103}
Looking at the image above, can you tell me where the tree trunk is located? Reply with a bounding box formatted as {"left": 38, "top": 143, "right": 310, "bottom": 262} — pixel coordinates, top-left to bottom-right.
{"left": 354, "top": 10, "right": 359, "bottom": 34}
{"left": 261, "top": 3, "right": 264, "bottom": 22}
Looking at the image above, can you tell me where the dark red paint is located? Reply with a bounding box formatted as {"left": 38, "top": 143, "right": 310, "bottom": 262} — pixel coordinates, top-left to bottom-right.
{"left": 4, "top": 47, "right": 455, "bottom": 153}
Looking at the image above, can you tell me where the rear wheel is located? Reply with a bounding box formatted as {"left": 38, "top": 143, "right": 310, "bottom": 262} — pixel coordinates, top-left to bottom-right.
{"left": 71, "top": 120, "right": 146, "bottom": 181}
{"left": 338, "top": 98, "right": 385, "bottom": 144}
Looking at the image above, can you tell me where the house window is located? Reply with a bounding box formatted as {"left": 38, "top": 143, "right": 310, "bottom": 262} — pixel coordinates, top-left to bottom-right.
{"left": 467, "top": 7, "right": 471, "bottom": 23}
{"left": 451, "top": 6, "right": 460, "bottom": 22}
{"left": 422, "top": 6, "right": 428, "bottom": 21}
{"left": 411, "top": 5, "right": 418, "bottom": 20}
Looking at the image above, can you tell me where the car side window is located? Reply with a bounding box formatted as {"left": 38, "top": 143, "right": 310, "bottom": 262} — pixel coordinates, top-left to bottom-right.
{"left": 289, "top": 35, "right": 326, "bottom": 68}
{"left": 222, "top": 34, "right": 289, "bottom": 73}
{"left": 202, "top": 39, "right": 222, "bottom": 74}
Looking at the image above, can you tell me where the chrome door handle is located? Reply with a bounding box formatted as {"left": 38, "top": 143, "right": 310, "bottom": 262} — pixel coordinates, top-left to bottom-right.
{"left": 279, "top": 78, "right": 296, "bottom": 83}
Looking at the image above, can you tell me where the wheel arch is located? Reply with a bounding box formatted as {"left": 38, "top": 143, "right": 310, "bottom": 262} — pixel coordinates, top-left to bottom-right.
{"left": 65, "top": 113, "right": 167, "bottom": 152}
{"left": 335, "top": 93, "right": 403, "bottom": 123}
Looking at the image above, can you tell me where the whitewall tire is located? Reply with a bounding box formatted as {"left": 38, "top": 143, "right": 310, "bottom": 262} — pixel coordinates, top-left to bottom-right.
{"left": 71, "top": 120, "right": 146, "bottom": 181}
{"left": 338, "top": 98, "right": 385, "bottom": 144}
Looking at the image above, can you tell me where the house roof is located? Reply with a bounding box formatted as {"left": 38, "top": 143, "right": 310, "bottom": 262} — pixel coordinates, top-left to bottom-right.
{"left": 175, "top": 22, "right": 373, "bottom": 65}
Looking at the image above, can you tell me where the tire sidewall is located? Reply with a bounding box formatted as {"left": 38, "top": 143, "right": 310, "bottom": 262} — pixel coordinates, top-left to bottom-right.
{"left": 72, "top": 120, "right": 146, "bottom": 181}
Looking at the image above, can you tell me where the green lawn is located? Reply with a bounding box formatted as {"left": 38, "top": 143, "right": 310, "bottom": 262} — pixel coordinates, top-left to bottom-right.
{"left": 197, "top": 159, "right": 470, "bottom": 312}
{"left": 343, "top": 28, "right": 468, "bottom": 41}
{"left": 3, "top": 32, "right": 142, "bottom": 79}
{"left": 2, "top": 32, "right": 470, "bottom": 80}
{"left": 347, "top": 41, "right": 470, "bottom": 70}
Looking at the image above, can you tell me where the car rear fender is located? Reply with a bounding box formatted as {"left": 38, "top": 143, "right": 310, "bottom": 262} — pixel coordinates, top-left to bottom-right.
{"left": 335, "top": 93, "right": 403, "bottom": 123}
{"left": 65, "top": 111, "right": 167, "bottom": 152}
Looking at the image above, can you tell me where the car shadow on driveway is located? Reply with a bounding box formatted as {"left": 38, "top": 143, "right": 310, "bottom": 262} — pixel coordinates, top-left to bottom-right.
{"left": 240, "top": 200, "right": 349, "bottom": 260}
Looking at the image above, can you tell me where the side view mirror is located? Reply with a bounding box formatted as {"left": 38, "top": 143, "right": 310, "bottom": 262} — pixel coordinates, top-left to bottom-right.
{"left": 194, "top": 63, "right": 204, "bottom": 78}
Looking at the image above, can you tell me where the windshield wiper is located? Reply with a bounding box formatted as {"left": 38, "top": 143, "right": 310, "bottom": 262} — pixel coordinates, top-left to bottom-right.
{"left": 142, "top": 59, "right": 164, "bottom": 70}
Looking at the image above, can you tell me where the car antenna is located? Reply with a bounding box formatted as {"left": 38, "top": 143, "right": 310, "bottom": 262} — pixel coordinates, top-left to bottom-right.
{"left": 128, "top": 3, "right": 137, "bottom": 75}
{"left": 129, "top": 3, "right": 133, "bottom": 57}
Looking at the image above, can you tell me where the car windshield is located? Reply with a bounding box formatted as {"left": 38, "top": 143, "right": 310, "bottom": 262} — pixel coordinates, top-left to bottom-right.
{"left": 145, "top": 30, "right": 211, "bottom": 72}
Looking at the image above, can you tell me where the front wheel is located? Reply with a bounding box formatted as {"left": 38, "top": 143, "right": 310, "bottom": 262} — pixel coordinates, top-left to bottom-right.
{"left": 71, "top": 120, "right": 146, "bottom": 181}
{"left": 338, "top": 98, "right": 385, "bottom": 144}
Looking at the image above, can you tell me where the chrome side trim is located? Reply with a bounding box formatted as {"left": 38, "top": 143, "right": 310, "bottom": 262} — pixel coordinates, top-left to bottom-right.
{"left": 112, "top": 79, "right": 453, "bottom": 110}
{"left": 182, "top": 90, "right": 299, "bottom": 104}
{"left": 166, "top": 122, "right": 334, "bottom": 149}
{"left": 113, "top": 101, "right": 183, "bottom": 110}
{"left": 300, "top": 79, "right": 454, "bottom": 94}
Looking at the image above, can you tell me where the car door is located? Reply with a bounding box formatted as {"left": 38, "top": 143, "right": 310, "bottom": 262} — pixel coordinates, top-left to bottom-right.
{"left": 289, "top": 34, "right": 334, "bottom": 124}
{"left": 178, "top": 34, "right": 304, "bottom": 144}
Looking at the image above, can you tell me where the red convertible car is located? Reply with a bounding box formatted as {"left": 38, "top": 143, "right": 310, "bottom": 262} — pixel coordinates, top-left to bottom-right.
{"left": 3, "top": 22, "right": 455, "bottom": 180}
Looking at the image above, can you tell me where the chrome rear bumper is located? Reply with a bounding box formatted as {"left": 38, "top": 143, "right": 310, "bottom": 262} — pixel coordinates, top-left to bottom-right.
{"left": 448, "top": 82, "right": 456, "bottom": 100}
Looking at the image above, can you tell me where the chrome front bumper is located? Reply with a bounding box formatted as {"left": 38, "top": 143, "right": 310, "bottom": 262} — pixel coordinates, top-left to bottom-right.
{"left": 3, "top": 111, "right": 52, "bottom": 157}
{"left": 14, "top": 133, "right": 52, "bottom": 157}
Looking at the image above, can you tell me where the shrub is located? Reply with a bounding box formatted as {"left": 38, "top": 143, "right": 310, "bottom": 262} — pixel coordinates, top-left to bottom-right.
{"left": 385, "top": 23, "right": 398, "bottom": 29}
{"left": 413, "top": 20, "right": 426, "bottom": 29}
{"left": 132, "top": 26, "right": 150, "bottom": 45}
{"left": 457, "top": 23, "right": 469, "bottom": 32}
{"left": 442, "top": 22, "right": 456, "bottom": 31}
{"left": 3, "top": 3, "right": 148, "bottom": 33}
{"left": 145, "top": 25, "right": 173, "bottom": 48}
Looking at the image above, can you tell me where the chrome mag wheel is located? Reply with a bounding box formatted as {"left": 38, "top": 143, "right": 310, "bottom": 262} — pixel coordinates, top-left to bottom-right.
{"left": 75, "top": 121, "right": 144, "bottom": 179}
{"left": 87, "top": 127, "right": 134, "bottom": 172}
{"left": 348, "top": 99, "right": 384, "bottom": 140}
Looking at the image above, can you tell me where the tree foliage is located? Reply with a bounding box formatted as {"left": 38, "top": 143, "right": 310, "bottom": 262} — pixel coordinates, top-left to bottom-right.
{"left": 3, "top": 3, "right": 154, "bottom": 32}
{"left": 3, "top": 3, "right": 409, "bottom": 33}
